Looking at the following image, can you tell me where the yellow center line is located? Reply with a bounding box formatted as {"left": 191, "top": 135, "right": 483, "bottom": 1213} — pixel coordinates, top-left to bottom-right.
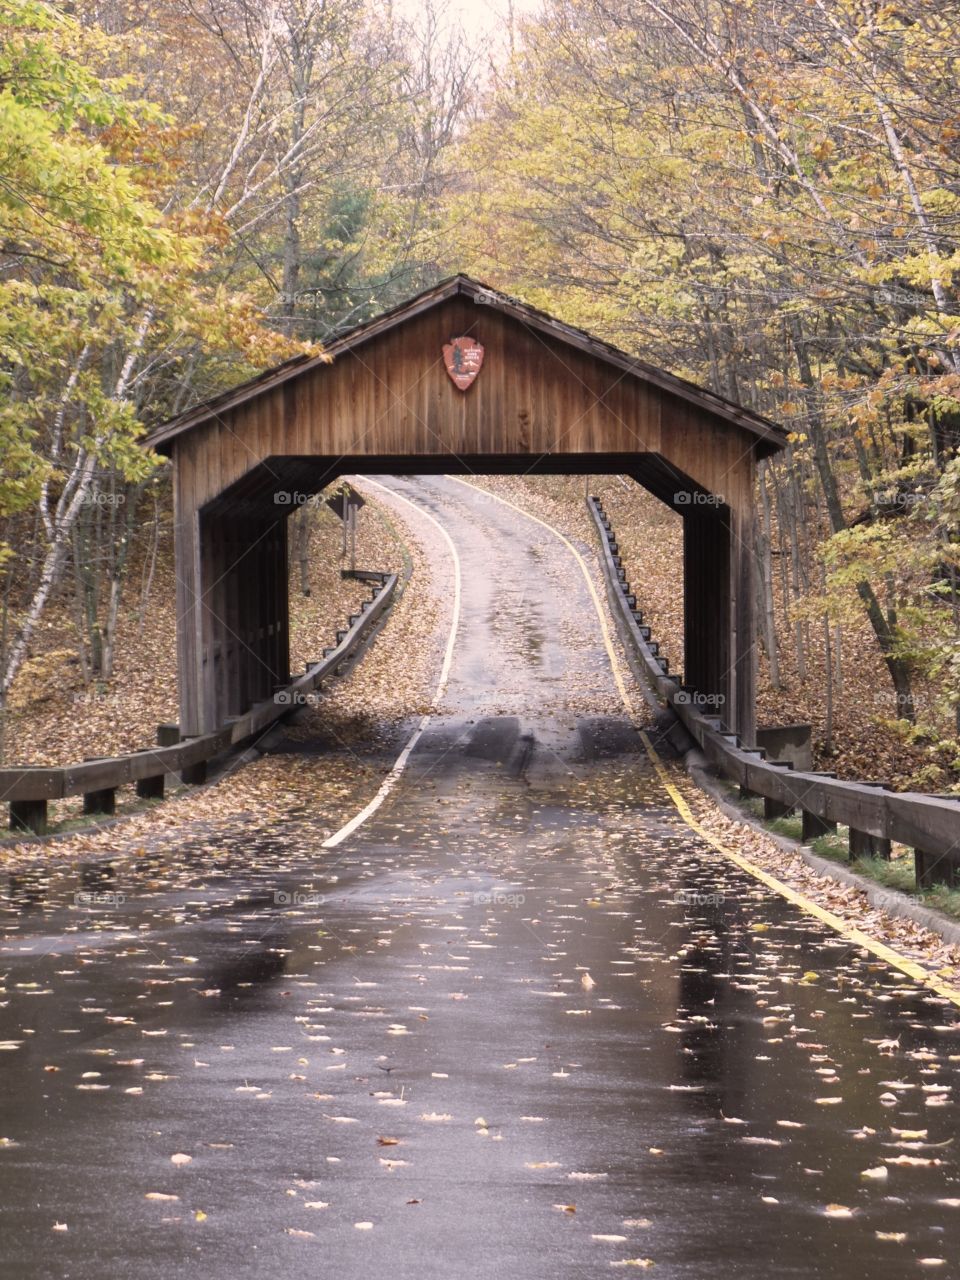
{"left": 446, "top": 474, "right": 960, "bottom": 1008}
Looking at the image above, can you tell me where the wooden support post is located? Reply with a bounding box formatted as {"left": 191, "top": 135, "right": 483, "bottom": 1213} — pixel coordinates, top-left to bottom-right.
{"left": 683, "top": 508, "right": 731, "bottom": 729}
{"left": 199, "top": 511, "right": 220, "bottom": 734}
{"left": 83, "top": 788, "right": 116, "bottom": 816}
{"left": 802, "top": 810, "right": 836, "bottom": 842}
{"left": 764, "top": 795, "right": 793, "bottom": 820}
{"left": 238, "top": 520, "right": 257, "bottom": 714}
{"left": 915, "top": 848, "right": 958, "bottom": 889}
{"left": 10, "top": 799, "right": 48, "bottom": 835}
{"left": 181, "top": 760, "right": 207, "bottom": 786}
{"left": 173, "top": 446, "right": 204, "bottom": 738}
{"left": 157, "top": 723, "right": 181, "bottom": 747}
{"left": 849, "top": 828, "right": 892, "bottom": 861}
{"left": 225, "top": 524, "right": 242, "bottom": 718}
{"left": 731, "top": 504, "right": 757, "bottom": 749}
{"left": 136, "top": 775, "right": 164, "bottom": 801}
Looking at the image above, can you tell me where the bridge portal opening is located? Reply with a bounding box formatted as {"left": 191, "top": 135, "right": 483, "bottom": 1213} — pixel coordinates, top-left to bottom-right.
{"left": 146, "top": 276, "right": 785, "bottom": 746}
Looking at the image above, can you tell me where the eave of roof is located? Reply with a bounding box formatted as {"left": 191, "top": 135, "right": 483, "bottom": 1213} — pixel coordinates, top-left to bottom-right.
{"left": 144, "top": 274, "right": 787, "bottom": 454}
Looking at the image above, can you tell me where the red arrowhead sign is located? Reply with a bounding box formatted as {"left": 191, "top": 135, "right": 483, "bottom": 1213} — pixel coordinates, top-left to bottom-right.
{"left": 443, "top": 337, "right": 484, "bottom": 391}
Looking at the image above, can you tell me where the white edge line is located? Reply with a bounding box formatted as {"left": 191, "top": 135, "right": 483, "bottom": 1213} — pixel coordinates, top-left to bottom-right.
{"left": 321, "top": 477, "right": 462, "bottom": 849}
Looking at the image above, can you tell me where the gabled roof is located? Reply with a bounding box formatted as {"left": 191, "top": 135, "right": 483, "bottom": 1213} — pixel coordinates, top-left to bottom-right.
{"left": 145, "top": 273, "right": 786, "bottom": 453}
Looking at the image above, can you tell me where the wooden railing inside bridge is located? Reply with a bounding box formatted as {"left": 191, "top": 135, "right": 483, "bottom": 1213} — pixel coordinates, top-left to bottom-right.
{"left": 589, "top": 497, "right": 960, "bottom": 892}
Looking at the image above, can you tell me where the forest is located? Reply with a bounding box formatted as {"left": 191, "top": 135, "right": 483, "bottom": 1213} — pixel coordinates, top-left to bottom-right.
{"left": 2, "top": 0, "right": 959, "bottom": 791}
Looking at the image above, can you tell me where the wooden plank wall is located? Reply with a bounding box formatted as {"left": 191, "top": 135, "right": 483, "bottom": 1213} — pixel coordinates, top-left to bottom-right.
{"left": 180, "top": 299, "right": 759, "bottom": 510}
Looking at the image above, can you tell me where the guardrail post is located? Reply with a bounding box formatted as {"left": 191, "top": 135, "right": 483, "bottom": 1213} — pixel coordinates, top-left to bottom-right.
{"left": 763, "top": 795, "right": 793, "bottom": 820}
{"left": 181, "top": 759, "right": 207, "bottom": 786}
{"left": 802, "top": 810, "right": 836, "bottom": 841}
{"left": 157, "top": 723, "right": 181, "bottom": 747}
{"left": 10, "top": 799, "right": 47, "bottom": 835}
{"left": 136, "top": 774, "right": 164, "bottom": 800}
{"left": 848, "top": 828, "right": 892, "bottom": 861}
{"left": 915, "top": 848, "right": 957, "bottom": 889}
{"left": 83, "top": 787, "right": 116, "bottom": 816}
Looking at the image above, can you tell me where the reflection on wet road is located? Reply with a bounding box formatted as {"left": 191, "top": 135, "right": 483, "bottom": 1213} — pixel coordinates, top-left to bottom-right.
{"left": 1, "top": 477, "right": 959, "bottom": 1278}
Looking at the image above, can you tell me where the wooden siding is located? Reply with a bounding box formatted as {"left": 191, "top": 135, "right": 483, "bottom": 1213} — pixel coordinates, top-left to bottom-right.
{"left": 176, "top": 298, "right": 763, "bottom": 518}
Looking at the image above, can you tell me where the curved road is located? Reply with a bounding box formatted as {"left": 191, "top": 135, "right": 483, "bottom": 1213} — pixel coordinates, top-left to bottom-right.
{"left": 1, "top": 477, "right": 959, "bottom": 1278}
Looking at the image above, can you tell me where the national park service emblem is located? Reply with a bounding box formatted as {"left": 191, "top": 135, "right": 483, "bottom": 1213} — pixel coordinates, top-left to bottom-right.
{"left": 443, "top": 336, "right": 484, "bottom": 391}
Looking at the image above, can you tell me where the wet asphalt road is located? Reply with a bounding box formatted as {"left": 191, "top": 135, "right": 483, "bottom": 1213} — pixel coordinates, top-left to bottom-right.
{"left": 2, "top": 476, "right": 960, "bottom": 1278}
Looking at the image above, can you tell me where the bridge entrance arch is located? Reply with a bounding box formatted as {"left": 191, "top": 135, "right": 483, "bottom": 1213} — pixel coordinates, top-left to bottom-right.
{"left": 147, "top": 276, "right": 786, "bottom": 744}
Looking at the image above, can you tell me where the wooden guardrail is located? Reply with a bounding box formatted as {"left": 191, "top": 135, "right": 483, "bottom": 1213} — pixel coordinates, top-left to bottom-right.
{"left": 2, "top": 571, "right": 399, "bottom": 836}
{"left": 588, "top": 496, "right": 960, "bottom": 890}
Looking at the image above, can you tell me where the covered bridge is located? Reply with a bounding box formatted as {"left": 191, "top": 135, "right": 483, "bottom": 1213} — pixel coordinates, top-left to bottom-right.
{"left": 146, "top": 275, "right": 787, "bottom": 745}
